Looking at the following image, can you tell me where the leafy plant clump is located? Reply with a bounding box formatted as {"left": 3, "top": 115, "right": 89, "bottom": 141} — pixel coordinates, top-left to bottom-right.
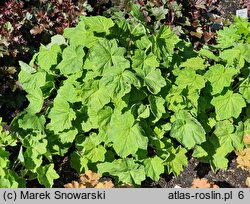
{"left": 7, "top": 14, "right": 250, "bottom": 187}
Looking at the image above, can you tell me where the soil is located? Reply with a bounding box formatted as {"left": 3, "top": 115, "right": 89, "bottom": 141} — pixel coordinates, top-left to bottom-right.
{"left": 142, "top": 155, "right": 250, "bottom": 188}
{"left": 218, "top": 0, "right": 244, "bottom": 20}
{"left": 32, "top": 152, "right": 250, "bottom": 188}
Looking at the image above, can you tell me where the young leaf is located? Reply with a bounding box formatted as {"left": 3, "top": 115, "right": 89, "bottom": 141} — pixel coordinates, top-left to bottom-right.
{"left": 63, "top": 21, "right": 98, "bottom": 48}
{"left": 70, "top": 151, "right": 88, "bottom": 174}
{"left": 154, "top": 26, "right": 180, "bottom": 61}
{"left": 59, "top": 129, "right": 78, "bottom": 144}
{"left": 107, "top": 111, "right": 148, "bottom": 158}
{"left": 85, "top": 145, "right": 106, "bottom": 163}
{"left": 170, "top": 110, "right": 206, "bottom": 149}
{"left": 132, "top": 50, "right": 159, "bottom": 70}
{"left": 151, "top": 6, "right": 168, "bottom": 21}
{"left": 143, "top": 156, "right": 164, "bottom": 181}
{"left": 84, "top": 39, "right": 129, "bottom": 74}
{"left": 211, "top": 90, "right": 246, "bottom": 120}
{"left": 148, "top": 95, "right": 166, "bottom": 123}
{"left": 37, "top": 44, "right": 61, "bottom": 72}
{"left": 47, "top": 97, "right": 76, "bottom": 133}
{"left": 214, "top": 120, "right": 244, "bottom": 151}
{"left": 164, "top": 146, "right": 188, "bottom": 176}
{"left": 239, "top": 78, "right": 250, "bottom": 103}
{"left": 79, "top": 133, "right": 106, "bottom": 162}
{"left": 99, "top": 66, "right": 140, "bottom": 99}
{"left": 18, "top": 113, "right": 46, "bottom": 131}
{"left": 18, "top": 66, "right": 46, "bottom": 92}
{"left": 81, "top": 16, "right": 114, "bottom": 34}
{"left": 216, "top": 26, "right": 241, "bottom": 49}
{"left": 204, "top": 64, "right": 237, "bottom": 95}
{"left": 82, "top": 80, "right": 111, "bottom": 113}
{"left": 24, "top": 148, "right": 43, "bottom": 170}
{"left": 37, "top": 164, "right": 59, "bottom": 187}
{"left": 175, "top": 68, "right": 205, "bottom": 91}
{"left": 57, "top": 45, "right": 85, "bottom": 75}
{"left": 97, "top": 158, "right": 146, "bottom": 185}
{"left": 26, "top": 88, "right": 44, "bottom": 114}
{"left": 0, "top": 147, "right": 10, "bottom": 169}
{"left": 180, "top": 56, "right": 206, "bottom": 71}
{"left": 135, "top": 66, "right": 166, "bottom": 94}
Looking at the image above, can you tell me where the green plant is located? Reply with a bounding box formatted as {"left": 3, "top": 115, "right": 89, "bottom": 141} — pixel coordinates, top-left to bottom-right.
{"left": 0, "top": 117, "right": 26, "bottom": 187}
{"left": 10, "top": 14, "right": 250, "bottom": 187}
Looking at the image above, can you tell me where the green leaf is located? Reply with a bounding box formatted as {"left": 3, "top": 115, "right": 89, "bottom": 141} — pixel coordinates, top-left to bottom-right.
{"left": 41, "top": 81, "right": 55, "bottom": 99}
{"left": 63, "top": 21, "right": 98, "bottom": 48}
{"left": 219, "top": 47, "right": 244, "bottom": 68}
{"left": 59, "top": 129, "right": 78, "bottom": 144}
{"left": 26, "top": 88, "right": 44, "bottom": 114}
{"left": 19, "top": 61, "right": 35, "bottom": 74}
{"left": 164, "top": 146, "right": 188, "bottom": 176}
{"left": 57, "top": 45, "right": 85, "bottom": 75}
{"left": 154, "top": 26, "right": 180, "bottom": 61}
{"left": 85, "top": 39, "right": 130, "bottom": 74}
{"left": 18, "top": 64, "right": 46, "bottom": 92}
{"left": 149, "top": 95, "right": 166, "bottom": 122}
{"left": 170, "top": 110, "right": 206, "bottom": 149}
{"left": 214, "top": 120, "right": 244, "bottom": 151}
{"left": 132, "top": 104, "right": 150, "bottom": 119}
{"left": 211, "top": 90, "right": 246, "bottom": 120}
{"left": 18, "top": 113, "right": 45, "bottom": 131}
{"left": 211, "top": 153, "right": 229, "bottom": 171}
{"left": 180, "top": 56, "right": 206, "bottom": 70}
{"left": 70, "top": 151, "right": 88, "bottom": 174}
{"left": 143, "top": 156, "right": 164, "bottom": 181}
{"left": 99, "top": 66, "right": 140, "bottom": 99}
{"left": 24, "top": 148, "right": 43, "bottom": 170}
{"left": 135, "top": 66, "right": 166, "bottom": 94}
{"left": 175, "top": 68, "right": 205, "bottom": 91}
{"left": 47, "top": 34, "right": 66, "bottom": 49}
{"left": 85, "top": 145, "right": 106, "bottom": 163}
{"left": 97, "top": 158, "right": 146, "bottom": 185}
{"left": 82, "top": 80, "right": 111, "bottom": 112}
{"left": 0, "top": 170, "right": 26, "bottom": 188}
{"left": 136, "top": 36, "right": 152, "bottom": 50}
{"left": 81, "top": 16, "right": 114, "bottom": 34}
{"left": 193, "top": 140, "right": 230, "bottom": 172}
{"left": 132, "top": 50, "right": 159, "bottom": 69}
{"left": 80, "top": 133, "right": 106, "bottom": 162}
{"left": 239, "top": 78, "right": 250, "bottom": 103}
{"left": 216, "top": 26, "right": 241, "bottom": 49}
{"left": 97, "top": 106, "right": 113, "bottom": 132}
{"left": 198, "top": 48, "right": 220, "bottom": 62}
{"left": 192, "top": 145, "right": 208, "bottom": 158}
{"left": 37, "top": 164, "right": 59, "bottom": 187}
{"left": 0, "top": 147, "right": 10, "bottom": 169}
{"left": 108, "top": 111, "right": 148, "bottom": 158}
{"left": 205, "top": 64, "right": 237, "bottom": 95}
{"left": 166, "top": 86, "right": 187, "bottom": 112}
{"left": 37, "top": 44, "right": 61, "bottom": 72}
{"left": 131, "top": 4, "right": 144, "bottom": 22}
{"left": 23, "top": 133, "right": 47, "bottom": 155}
{"left": 57, "top": 79, "right": 81, "bottom": 103}
{"left": 47, "top": 96, "right": 76, "bottom": 133}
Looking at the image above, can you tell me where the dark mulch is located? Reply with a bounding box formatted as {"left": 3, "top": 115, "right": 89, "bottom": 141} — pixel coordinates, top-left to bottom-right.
{"left": 219, "top": 0, "right": 244, "bottom": 19}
